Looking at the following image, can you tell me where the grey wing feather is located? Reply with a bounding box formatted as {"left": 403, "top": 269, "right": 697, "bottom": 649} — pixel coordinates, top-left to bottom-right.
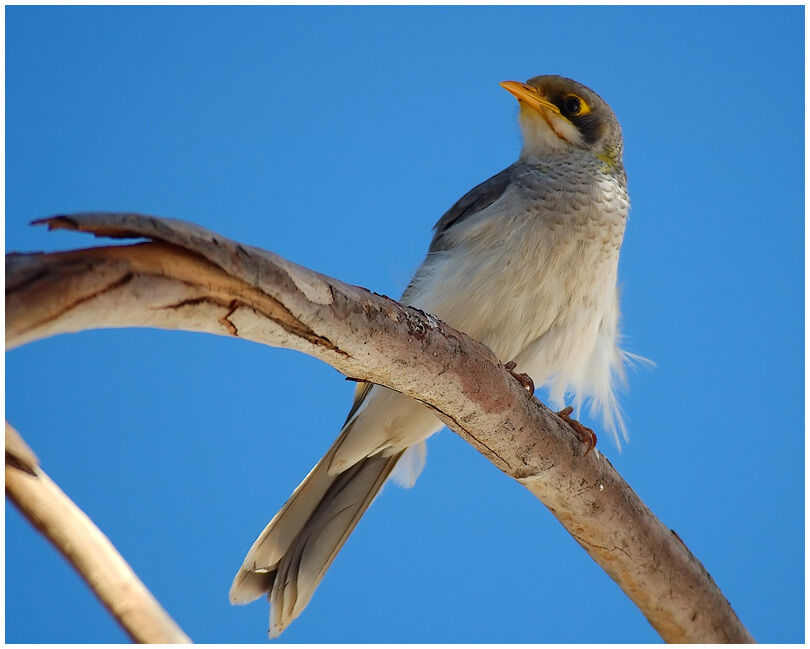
{"left": 429, "top": 163, "right": 521, "bottom": 252}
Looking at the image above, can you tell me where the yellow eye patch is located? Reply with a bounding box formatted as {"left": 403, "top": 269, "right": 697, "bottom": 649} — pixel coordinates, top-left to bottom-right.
{"left": 562, "top": 94, "right": 591, "bottom": 117}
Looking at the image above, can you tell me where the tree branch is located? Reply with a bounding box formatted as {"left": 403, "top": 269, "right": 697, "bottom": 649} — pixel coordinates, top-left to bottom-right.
{"left": 5, "top": 422, "right": 192, "bottom": 643}
{"left": 6, "top": 213, "right": 753, "bottom": 643}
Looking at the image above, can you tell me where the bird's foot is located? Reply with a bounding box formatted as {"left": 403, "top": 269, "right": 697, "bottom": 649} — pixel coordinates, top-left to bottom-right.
{"left": 556, "top": 406, "right": 597, "bottom": 455}
{"left": 504, "top": 361, "right": 535, "bottom": 395}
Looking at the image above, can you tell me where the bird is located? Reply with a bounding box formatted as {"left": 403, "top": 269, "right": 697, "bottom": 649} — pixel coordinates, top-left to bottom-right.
{"left": 230, "top": 74, "right": 632, "bottom": 637}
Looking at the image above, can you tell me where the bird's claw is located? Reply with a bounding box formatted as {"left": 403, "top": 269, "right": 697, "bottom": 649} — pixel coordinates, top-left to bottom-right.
{"left": 504, "top": 361, "right": 535, "bottom": 395}
{"left": 556, "top": 406, "right": 597, "bottom": 455}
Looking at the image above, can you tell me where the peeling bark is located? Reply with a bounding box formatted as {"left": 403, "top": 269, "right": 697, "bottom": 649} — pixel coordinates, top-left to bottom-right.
{"left": 6, "top": 213, "right": 754, "bottom": 643}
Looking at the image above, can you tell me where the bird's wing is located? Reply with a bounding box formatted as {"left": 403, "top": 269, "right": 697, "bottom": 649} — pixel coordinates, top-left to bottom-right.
{"left": 401, "top": 162, "right": 526, "bottom": 306}
{"left": 428, "top": 163, "right": 521, "bottom": 252}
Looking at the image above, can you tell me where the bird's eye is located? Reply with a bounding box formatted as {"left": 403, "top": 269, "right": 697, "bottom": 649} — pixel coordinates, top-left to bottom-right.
{"left": 563, "top": 95, "right": 583, "bottom": 116}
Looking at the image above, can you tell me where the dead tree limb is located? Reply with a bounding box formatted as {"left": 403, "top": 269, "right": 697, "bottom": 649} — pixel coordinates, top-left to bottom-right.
{"left": 4, "top": 422, "right": 192, "bottom": 643}
{"left": 6, "top": 213, "right": 754, "bottom": 643}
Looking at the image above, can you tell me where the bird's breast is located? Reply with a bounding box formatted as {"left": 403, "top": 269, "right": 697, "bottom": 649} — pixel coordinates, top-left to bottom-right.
{"left": 408, "top": 168, "right": 628, "bottom": 383}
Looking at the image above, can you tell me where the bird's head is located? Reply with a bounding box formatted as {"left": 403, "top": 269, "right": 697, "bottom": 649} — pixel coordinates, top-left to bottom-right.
{"left": 501, "top": 75, "right": 623, "bottom": 166}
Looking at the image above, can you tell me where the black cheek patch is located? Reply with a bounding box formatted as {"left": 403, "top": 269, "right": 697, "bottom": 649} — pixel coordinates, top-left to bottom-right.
{"left": 575, "top": 114, "right": 604, "bottom": 145}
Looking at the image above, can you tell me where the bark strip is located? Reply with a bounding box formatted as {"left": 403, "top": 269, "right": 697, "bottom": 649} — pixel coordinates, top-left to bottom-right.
{"left": 5, "top": 423, "right": 192, "bottom": 643}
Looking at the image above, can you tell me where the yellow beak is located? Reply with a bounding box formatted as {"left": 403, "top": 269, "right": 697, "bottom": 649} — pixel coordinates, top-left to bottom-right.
{"left": 500, "top": 81, "right": 561, "bottom": 115}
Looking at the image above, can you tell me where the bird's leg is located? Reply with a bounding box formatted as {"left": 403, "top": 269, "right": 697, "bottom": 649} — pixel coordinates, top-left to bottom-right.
{"left": 504, "top": 361, "right": 535, "bottom": 395}
{"left": 503, "top": 363, "right": 595, "bottom": 454}
{"left": 556, "top": 406, "right": 597, "bottom": 455}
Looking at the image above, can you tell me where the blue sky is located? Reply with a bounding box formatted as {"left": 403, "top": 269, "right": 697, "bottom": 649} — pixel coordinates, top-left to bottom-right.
{"left": 5, "top": 6, "right": 803, "bottom": 643}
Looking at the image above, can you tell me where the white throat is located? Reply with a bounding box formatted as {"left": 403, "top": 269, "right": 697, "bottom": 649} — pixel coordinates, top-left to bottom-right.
{"left": 518, "top": 107, "right": 584, "bottom": 158}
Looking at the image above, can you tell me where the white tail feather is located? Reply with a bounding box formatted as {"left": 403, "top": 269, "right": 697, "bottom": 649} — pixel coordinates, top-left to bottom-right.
{"left": 230, "top": 442, "right": 402, "bottom": 637}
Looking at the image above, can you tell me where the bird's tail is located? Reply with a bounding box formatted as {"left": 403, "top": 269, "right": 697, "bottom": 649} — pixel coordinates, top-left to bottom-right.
{"left": 229, "top": 438, "right": 402, "bottom": 637}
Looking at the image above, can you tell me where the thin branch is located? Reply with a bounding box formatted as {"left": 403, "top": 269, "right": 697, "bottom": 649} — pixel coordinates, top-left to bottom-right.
{"left": 4, "top": 422, "right": 192, "bottom": 643}
{"left": 6, "top": 213, "right": 754, "bottom": 643}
